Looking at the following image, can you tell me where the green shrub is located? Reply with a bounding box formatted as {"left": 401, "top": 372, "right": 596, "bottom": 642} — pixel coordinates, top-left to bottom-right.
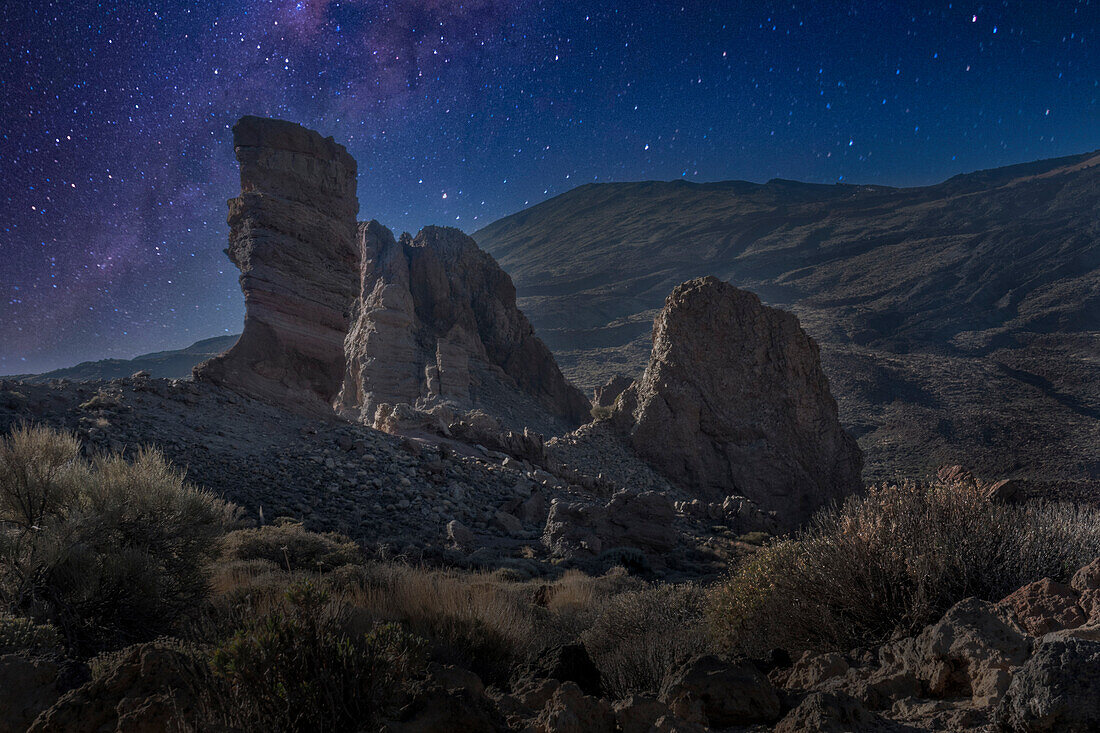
{"left": 0, "top": 614, "right": 63, "bottom": 656}
{"left": 201, "top": 582, "right": 425, "bottom": 732}
{"left": 221, "top": 523, "right": 362, "bottom": 573}
{"left": 709, "top": 481, "right": 1100, "bottom": 656}
{"left": 582, "top": 584, "right": 711, "bottom": 697}
{"left": 0, "top": 425, "right": 238, "bottom": 654}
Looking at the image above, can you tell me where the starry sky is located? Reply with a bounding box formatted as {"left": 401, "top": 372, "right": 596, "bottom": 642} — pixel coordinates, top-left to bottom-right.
{"left": 2, "top": 1, "right": 1097, "bottom": 373}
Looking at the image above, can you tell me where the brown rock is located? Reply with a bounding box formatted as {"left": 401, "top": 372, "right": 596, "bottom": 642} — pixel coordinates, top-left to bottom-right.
{"left": 936, "top": 464, "right": 975, "bottom": 485}
{"left": 659, "top": 654, "right": 781, "bottom": 727}
{"left": 339, "top": 223, "right": 590, "bottom": 432}
{"left": 785, "top": 651, "right": 850, "bottom": 690}
{"left": 30, "top": 642, "right": 194, "bottom": 733}
{"left": 0, "top": 655, "right": 60, "bottom": 733}
{"left": 534, "top": 681, "right": 615, "bottom": 733}
{"left": 612, "top": 277, "right": 862, "bottom": 527}
{"left": 194, "top": 117, "right": 359, "bottom": 417}
{"left": 774, "top": 691, "right": 884, "bottom": 733}
{"left": 875, "top": 598, "right": 1029, "bottom": 708}
{"left": 613, "top": 695, "right": 674, "bottom": 733}
{"left": 998, "top": 577, "right": 1086, "bottom": 636}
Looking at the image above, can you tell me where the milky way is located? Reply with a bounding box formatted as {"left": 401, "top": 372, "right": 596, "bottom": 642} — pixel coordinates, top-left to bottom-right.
{"left": 2, "top": 1, "right": 1097, "bottom": 372}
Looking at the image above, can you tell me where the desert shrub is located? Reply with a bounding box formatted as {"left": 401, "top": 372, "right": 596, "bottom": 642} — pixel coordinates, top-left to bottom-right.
{"left": 582, "top": 584, "right": 712, "bottom": 698}
{"left": 200, "top": 582, "right": 425, "bottom": 732}
{"left": 710, "top": 481, "right": 1100, "bottom": 656}
{"left": 590, "top": 404, "right": 614, "bottom": 421}
{"left": 0, "top": 425, "right": 238, "bottom": 654}
{"left": 341, "top": 564, "right": 544, "bottom": 685}
{"left": 0, "top": 613, "right": 63, "bottom": 656}
{"left": 220, "top": 523, "right": 362, "bottom": 573}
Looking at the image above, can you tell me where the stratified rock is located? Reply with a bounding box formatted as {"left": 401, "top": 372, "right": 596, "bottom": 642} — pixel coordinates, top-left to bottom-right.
{"left": 612, "top": 276, "right": 862, "bottom": 527}
{"left": 194, "top": 116, "right": 359, "bottom": 417}
{"left": 339, "top": 223, "right": 589, "bottom": 432}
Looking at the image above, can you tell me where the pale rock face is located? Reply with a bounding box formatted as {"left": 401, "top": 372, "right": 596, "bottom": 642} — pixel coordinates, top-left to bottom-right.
{"left": 612, "top": 276, "right": 862, "bottom": 528}
{"left": 339, "top": 222, "right": 591, "bottom": 432}
{"left": 194, "top": 116, "right": 359, "bottom": 417}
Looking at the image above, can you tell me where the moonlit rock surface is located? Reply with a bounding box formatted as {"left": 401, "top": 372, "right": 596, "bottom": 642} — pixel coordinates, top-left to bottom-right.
{"left": 338, "top": 222, "right": 591, "bottom": 430}
{"left": 194, "top": 116, "right": 359, "bottom": 417}
{"left": 613, "top": 276, "right": 863, "bottom": 527}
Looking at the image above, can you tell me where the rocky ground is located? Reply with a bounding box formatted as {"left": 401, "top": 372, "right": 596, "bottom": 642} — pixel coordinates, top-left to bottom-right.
{"left": 0, "top": 375, "right": 769, "bottom": 581}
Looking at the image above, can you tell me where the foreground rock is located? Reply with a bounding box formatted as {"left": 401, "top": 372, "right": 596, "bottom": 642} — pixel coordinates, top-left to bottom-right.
{"left": 194, "top": 116, "right": 360, "bottom": 417}
{"left": 612, "top": 277, "right": 862, "bottom": 527}
{"left": 339, "top": 222, "right": 590, "bottom": 434}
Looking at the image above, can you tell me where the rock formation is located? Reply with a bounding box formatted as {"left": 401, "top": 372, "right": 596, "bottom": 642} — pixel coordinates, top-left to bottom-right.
{"left": 612, "top": 276, "right": 862, "bottom": 527}
{"left": 338, "top": 222, "right": 590, "bottom": 432}
{"left": 194, "top": 116, "right": 359, "bottom": 417}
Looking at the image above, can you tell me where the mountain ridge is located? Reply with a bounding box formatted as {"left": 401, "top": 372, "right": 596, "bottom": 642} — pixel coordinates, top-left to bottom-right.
{"left": 474, "top": 149, "right": 1100, "bottom": 487}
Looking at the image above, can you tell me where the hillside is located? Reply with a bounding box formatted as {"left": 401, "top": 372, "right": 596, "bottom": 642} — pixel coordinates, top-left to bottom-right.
{"left": 475, "top": 152, "right": 1100, "bottom": 487}
{"left": 9, "top": 335, "right": 239, "bottom": 383}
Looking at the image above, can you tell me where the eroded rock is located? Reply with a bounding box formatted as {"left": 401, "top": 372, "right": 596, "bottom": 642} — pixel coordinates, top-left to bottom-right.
{"left": 194, "top": 117, "right": 359, "bottom": 417}
{"left": 612, "top": 277, "right": 862, "bottom": 528}
{"left": 339, "top": 223, "right": 589, "bottom": 433}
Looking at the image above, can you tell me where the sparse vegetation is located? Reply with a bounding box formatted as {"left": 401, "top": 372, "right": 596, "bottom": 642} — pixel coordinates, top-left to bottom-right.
{"left": 0, "top": 425, "right": 238, "bottom": 654}
{"left": 4, "top": 425, "right": 1100, "bottom": 731}
{"left": 220, "top": 521, "right": 362, "bottom": 572}
{"left": 199, "top": 581, "right": 426, "bottom": 732}
{"left": 709, "top": 479, "right": 1100, "bottom": 656}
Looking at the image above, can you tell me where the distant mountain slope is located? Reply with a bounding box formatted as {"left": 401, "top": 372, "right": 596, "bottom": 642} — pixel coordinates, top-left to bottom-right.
{"left": 12, "top": 335, "right": 239, "bottom": 383}
{"left": 475, "top": 151, "right": 1100, "bottom": 488}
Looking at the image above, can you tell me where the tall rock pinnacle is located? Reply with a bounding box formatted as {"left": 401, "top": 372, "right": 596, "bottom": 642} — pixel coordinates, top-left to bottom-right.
{"left": 194, "top": 116, "right": 359, "bottom": 416}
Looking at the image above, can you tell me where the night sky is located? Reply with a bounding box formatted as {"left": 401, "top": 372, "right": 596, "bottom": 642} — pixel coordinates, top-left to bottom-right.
{"left": 2, "top": 1, "right": 1097, "bottom": 373}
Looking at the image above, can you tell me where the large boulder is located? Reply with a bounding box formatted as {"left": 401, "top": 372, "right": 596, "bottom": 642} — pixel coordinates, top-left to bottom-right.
{"left": 659, "top": 654, "right": 781, "bottom": 727}
{"left": 194, "top": 116, "right": 359, "bottom": 417}
{"left": 996, "top": 638, "right": 1100, "bottom": 732}
{"left": 998, "top": 578, "right": 1087, "bottom": 636}
{"left": 29, "top": 642, "right": 195, "bottom": 733}
{"left": 612, "top": 277, "right": 862, "bottom": 527}
{"left": 542, "top": 490, "right": 679, "bottom": 558}
{"left": 339, "top": 222, "right": 590, "bottom": 433}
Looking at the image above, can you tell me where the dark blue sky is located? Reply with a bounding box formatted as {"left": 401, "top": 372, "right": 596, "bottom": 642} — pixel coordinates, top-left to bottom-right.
{"left": 2, "top": 1, "right": 1097, "bottom": 372}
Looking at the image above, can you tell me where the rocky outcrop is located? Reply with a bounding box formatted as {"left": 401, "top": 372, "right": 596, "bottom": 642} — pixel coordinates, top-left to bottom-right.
{"left": 542, "top": 490, "right": 679, "bottom": 559}
{"left": 612, "top": 276, "right": 862, "bottom": 527}
{"left": 194, "top": 116, "right": 359, "bottom": 417}
{"left": 338, "top": 222, "right": 590, "bottom": 432}
{"left": 659, "top": 654, "right": 781, "bottom": 727}
{"left": 593, "top": 375, "right": 632, "bottom": 408}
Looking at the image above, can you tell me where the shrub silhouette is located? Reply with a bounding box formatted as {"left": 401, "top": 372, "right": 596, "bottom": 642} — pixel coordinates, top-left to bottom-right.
{"left": 0, "top": 425, "right": 237, "bottom": 654}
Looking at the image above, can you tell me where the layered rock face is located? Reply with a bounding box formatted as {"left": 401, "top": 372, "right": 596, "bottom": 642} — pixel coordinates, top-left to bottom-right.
{"left": 339, "top": 222, "right": 590, "bottom": 431}
{"left": 612, "top": 276, "right": 862, "bottom": 527}
{"left": 194, "top": 116, "right": 359, "bottom": 417}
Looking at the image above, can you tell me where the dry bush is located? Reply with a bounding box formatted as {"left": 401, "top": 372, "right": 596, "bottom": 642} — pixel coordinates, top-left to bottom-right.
{"left": 0, "top": 425, "right": 238, "bottom": 654}
{"left": 710, "top": 480, "right": 1100, "bottom": 656}
{"left": 220, "top": 522, "right": 362, "bottom": 573}
{"left": 196, "top": 581, "right": 425, "bottom": 733}
{"left": 582, "top": 583, "right": 712, "bottom": 698}
{"left": 335, "top": 563, "right": 552, "bottom": 684}
{"left": 0, "top": 613, "right": 63, "bottom": 656}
